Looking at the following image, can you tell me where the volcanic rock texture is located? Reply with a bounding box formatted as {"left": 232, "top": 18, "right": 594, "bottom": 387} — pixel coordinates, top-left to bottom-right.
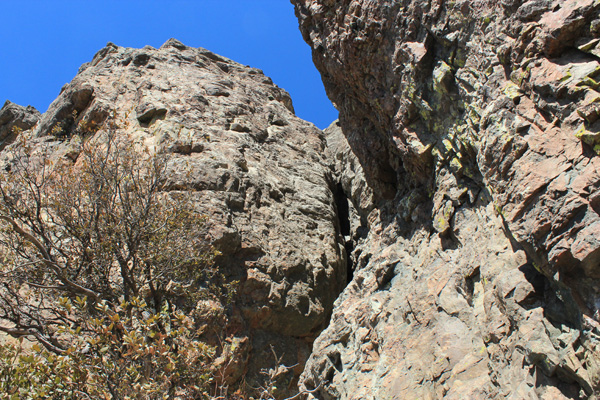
{"left": 293, "top": 0, "right": 600, "bottom": 399}
{"left": 0, "top": 39, "right": 347, "bottom": 396}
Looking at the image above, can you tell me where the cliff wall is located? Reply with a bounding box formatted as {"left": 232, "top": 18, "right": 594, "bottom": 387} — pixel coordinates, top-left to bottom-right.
{"left": 292, "top": 0, "right": 600, "bottom": 398}
{"left": 4, "top": 2, "right": 600, "bottom": 396}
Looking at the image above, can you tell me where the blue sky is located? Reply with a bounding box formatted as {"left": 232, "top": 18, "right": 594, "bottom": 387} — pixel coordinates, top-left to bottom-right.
{"left": 0, "top": 1, "right": 337, "bottom": 129}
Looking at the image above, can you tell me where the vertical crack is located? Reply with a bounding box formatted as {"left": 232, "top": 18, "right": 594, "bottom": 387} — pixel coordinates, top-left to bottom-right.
{"left": 333, "top": 182, "right": 354, "bottom": 285}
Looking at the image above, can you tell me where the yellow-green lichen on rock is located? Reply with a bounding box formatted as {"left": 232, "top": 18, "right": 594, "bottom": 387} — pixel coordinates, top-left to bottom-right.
{"left": 575, "top": 124, "right": 600, "bottom": 154}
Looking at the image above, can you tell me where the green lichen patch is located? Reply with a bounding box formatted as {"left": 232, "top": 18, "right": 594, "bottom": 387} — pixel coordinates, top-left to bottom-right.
{"left": 575, "top": 124, "right": 600, "bottom": 154}
{"left": 433, "top": 61, "right": 454, "bottom": 94}
{"left": 503, "top": 82, "right": 522, "bottom": 100}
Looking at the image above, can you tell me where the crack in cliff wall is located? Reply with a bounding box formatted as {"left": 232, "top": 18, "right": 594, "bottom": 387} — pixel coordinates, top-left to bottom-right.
{"left": 332, "top": 182, "right": 354, "bottom": 284}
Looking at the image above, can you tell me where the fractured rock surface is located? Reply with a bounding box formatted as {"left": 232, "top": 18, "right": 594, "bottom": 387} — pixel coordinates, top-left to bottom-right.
{"left": 292, "top": 0, "right": 600, "bottom": 398}
{"left": 0, "top": 38, "right": 346, "bottom": 396}
{"left": 7, "top": 1, "right": 600, "bottom": 396}
{"left": 0, "top": 100, "right": 40, "bottom": 151}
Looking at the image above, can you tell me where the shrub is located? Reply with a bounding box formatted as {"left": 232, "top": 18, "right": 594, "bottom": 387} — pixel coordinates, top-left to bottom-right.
{"left": 0, "top": 125, "right": 219, "bottom": 399}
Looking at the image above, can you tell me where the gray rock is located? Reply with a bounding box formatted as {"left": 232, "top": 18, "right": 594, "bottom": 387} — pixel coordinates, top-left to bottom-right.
{"left": 0, "top": 101, "right": 40, "bottom": 150}
{"left": 1, "top": 39, "right": 346, "bottom": 397}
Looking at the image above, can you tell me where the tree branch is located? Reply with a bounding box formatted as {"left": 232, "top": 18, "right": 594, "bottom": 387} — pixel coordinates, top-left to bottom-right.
{"left": 0, "top": 215, "right": 100, "bottom": 302}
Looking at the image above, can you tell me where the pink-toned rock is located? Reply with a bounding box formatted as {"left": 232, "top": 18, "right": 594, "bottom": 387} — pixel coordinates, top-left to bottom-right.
{"left": 293, "top": 0, "right": 600, "bottom": 398}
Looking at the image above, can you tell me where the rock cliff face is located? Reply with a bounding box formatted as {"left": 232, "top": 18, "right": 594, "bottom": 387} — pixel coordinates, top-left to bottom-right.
{"left": 0, "top": 39, "right": 346, "bottom": 396}
{"left": 6, "top": 1, "right": 600, "bottom": 396}
{"left": 293, "top": 0, "right": 600, "bottom": 398}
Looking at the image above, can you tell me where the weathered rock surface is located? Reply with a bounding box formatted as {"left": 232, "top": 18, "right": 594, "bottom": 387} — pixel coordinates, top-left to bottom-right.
{"left": 9, "top": 1, "right": 600, "bottom": 396}
{"left": 0, "top": 101, "right": 40, "bottom": 150}
{"left": 1, "top": 39, "right": 346, "bottom": 396}
{"left": 293, "top": 0, "right": 600, "bottom": 398}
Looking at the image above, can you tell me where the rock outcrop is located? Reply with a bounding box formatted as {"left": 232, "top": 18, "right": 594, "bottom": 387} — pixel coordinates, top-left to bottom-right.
{"left": 0, "top": 39, "right": 346, "bottom": 396}
{"left": 0, "top": 101, "right": 40, "bottom": 150}
{"left": 7, "top": 1, "right": 600, "bottom": 396}
{"left": 293, "top": 0, "right": 600, "bottom": 398}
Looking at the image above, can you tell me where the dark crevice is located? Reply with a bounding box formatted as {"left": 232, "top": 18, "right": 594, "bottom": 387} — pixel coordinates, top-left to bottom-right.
{"left": 517, "top": 263, "right": 546, "bottom": 310}
{"left": 464, "top": 267, "right": 480, "bottom": 307}
{"left": 440, "top": 229, "right": 461, "bottom": 250}
{"left": 137, "top": 108, "right": 167, "bottom": 127}
{"left": 328, "top": 351, "right": 343, "bottom": 373}
{"left": 333, "top": 183, "right": 355, "bottom": 285}
{"left": 344, "top": 240, "right": 355, "bottom": 284}
{"left": 335, "top": 183, "right": 350, "bottom": 237}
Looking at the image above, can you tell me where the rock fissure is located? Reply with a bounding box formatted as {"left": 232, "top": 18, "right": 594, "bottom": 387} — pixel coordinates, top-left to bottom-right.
{"left": 332, "top": 182, "right": 354, "bottom": 285}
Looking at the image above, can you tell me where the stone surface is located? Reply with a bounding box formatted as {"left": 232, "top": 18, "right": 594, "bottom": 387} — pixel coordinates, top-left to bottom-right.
{"left": 1, "top": 38, "right": 346, "bottom": 396}
{"left": 292, "top": 0, "right": 600, "bottom": 398}
{"left": 7, "top": 1, "right": 600, "bottom": 396}
{"left": 0, "top": 101, "right": 40, "bottom": 150}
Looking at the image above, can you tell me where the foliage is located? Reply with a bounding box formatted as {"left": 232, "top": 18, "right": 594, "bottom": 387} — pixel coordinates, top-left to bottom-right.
{"left": 0, "top": 124, "right": 221, "bottom": 399}
{"left": 1, "top": 297, "right": 214, "bottom": 399}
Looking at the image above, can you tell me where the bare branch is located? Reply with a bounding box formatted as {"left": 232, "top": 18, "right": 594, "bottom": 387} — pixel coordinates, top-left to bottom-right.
{"left": 0, "top": 215, "right": 100, "bottom": 302}
{"left": 283, "top": 383, "right": 323, "bottom": 400}
{"left": 0, "top": 325, "right": 65, "bottom": 354}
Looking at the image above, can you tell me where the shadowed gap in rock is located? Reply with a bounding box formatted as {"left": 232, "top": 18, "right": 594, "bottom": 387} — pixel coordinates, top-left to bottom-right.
{"left": 333, "top": 182, "right": 354, "bottom": 285}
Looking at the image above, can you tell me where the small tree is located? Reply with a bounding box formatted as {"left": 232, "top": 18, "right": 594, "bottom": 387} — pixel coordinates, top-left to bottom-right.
{"left": 0, "top": 124, "right": 219, "bottom": 399}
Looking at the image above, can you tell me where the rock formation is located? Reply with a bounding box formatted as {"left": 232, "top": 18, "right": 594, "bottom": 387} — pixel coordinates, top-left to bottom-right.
{"left": 0, "top": 101, "right": 40, "bottom": 151}
{"left": 292, "top": 0, "right": 600, "bottom": 398}
{"left": 0, "top": 38, "right": 347, "bottom": 397}
{"left": 5, "top": 0, "right": 600, "bottom": 397}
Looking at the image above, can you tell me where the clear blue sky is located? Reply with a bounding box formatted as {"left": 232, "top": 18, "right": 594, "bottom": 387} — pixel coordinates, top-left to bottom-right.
{"left": 0, "top": 1, "right": 337, "bottom": 129}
